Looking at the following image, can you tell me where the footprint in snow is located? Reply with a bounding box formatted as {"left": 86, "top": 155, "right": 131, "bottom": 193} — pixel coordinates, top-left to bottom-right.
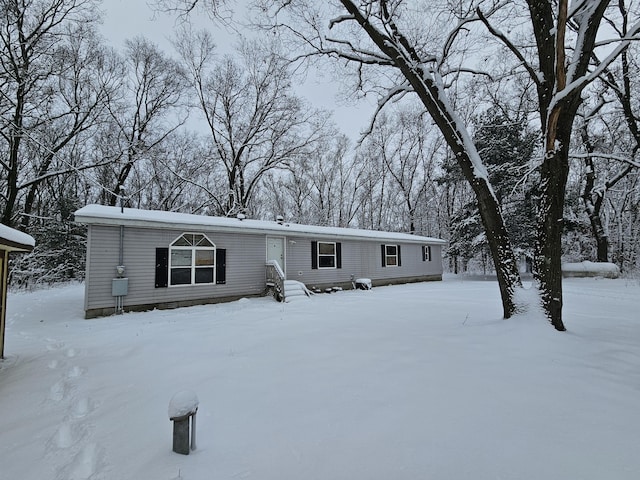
{"left": 66, "top": 366, "right": 85, "bottom": 378}
{"left": 49, "top": 422, "right": 87, "bottom": 450}
{"left": 46, "top": 342, "right": 65, "bottom": 352}
{"left": 62, "top": 443, "right": 105, "bottom": 480}
{"left": 70, "top": 397, "right": 95, "bottom": 419}
{"left": 65, "top": 348, "right": 79, "bottom": 358}
{"left": 48, "top": 380, "right": 70, "bottom": 402}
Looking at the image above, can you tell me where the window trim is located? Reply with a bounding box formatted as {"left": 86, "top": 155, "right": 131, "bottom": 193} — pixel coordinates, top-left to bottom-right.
{"left": 384, "top": 244, "right": 399, "bottom": 267}
{"left": 423, "top": 245, "right": 432, "bottom": 262}
{"left": 317, "top": 241, "right": 337, "bottom": 269}
{"left": 169, "top": 233, "right": 216, "bottom": 287}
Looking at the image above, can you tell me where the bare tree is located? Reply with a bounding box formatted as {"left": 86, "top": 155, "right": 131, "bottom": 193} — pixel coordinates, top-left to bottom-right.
{"left": 362, "top": 107, "right": 438, "bottom": 234}
{"left": 299, "top": 134, "right": 364, "bottom": 226}
{"left": 97, "top": 37, "right": 188, "bottom": 206}
{"left": 0, "top": 0, "right": 109, "bottom": 227}
{"left": 124, "top": 131, "right": 210, "bottom": 213}
{"left": 152, "top": 0, "right": 230, "bottom": 18}
{"left": 19, "top": 25, "right": 122, "bottom": 228}
{"left": 573, "top": 0, "right": 640, "bottom": 264}
{"left": 175, "top": 31, "right": 330, "bottom": 216}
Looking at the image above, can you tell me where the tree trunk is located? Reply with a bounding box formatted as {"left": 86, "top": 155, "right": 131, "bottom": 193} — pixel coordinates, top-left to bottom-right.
{"left": 582, "top": 185, "right": 609, "bottom": 263}
{"left": 473, "top": 173, "right": 522, "bottom": 317}
{"left": 525, "top": 0, "right": 607, "bottom": 331}
{"left": 334, "top": 0, "right": 525, "bottom": 316}
{"left": 533, "top": 121, "right": 572, "bottom": 332}
{"left": 533, "top": 154, "right": 567, "bottom": 331}
{"left": 2, "top": 84, "right": 26, "bottom": 227}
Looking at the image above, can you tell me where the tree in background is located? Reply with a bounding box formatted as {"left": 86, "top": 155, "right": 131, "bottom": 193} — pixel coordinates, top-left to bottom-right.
{"left": 97, "top": 37, "right": 188, "bottom": 207}
{"left": 0, "top": 0, "right": 116, "bottom": 227}
{"left": 473, "top": 107, "right": 538, "bottom": 256}
{"left": 570, "top": 1, "right": 640, "bottom": 266}
{"left": 125, "top": 131, "right": 212, "bottom": 213}
{"left": 175, "top": 31, "right": 330, "bottom": 216}
{"left": 9, "top": 191, "right": 86, "bottom": 288}
{"left": 439, "top": 107, "right": 537, "bottom": 274}
{"left": 361, "top": 108, "right": 439, "bottom": 234}
{"left": 261, "top": 134, "right": 366, "bottom": 226}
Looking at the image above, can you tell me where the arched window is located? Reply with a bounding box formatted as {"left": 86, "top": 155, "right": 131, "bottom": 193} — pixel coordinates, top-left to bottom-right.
{"left": 169, "top": 233, "right": 215, "bottom": 286}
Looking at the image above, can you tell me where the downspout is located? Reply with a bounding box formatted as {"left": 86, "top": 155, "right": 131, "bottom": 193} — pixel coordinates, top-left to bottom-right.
{"left": 119, "top": 187, "right": 125, "bottom": 266}
{"left": 113, "top": 192, "right": 127, "bottom": 314}
{"left": 119, "top": 225, "right": 124, "bottom": 266}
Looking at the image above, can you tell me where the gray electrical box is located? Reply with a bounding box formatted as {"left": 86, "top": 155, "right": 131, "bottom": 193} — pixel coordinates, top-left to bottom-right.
{"left": 112, "top": 278, "right": 129, "bottom": 296}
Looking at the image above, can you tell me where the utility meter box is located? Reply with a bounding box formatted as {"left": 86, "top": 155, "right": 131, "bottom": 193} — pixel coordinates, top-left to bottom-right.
{"left": 112, "top": 278, "right": 129, "bottom": 296}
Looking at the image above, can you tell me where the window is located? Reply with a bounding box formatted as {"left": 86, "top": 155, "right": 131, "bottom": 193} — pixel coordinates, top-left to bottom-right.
{"left": 381, "top": 244, "right": 402, "bottom": 267}
{"left": 169, "top": 233, "right": 215, "bottom": 286}
{"left": 385, "top": 245, "right": 398, "bottom": 266}
{"left": 423, "top": 245, "right": 432, "bottom": 262}
{"left": 311, "top": 241, "right": 342, "bottom": 269}
{"left": 318, "top": 241, "right": 337, "bottom": 268}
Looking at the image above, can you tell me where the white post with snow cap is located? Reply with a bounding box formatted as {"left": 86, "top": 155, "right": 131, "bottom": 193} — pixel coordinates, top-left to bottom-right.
{"left": 168, "top": 390, "right": 199, "bottom": 455}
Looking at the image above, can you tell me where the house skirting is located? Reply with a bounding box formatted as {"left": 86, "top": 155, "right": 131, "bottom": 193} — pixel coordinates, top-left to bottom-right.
{"left": 84, "top": 275, "right": 443, "bottom": 319}
{"left": 84, "top": 293, "right": 264, "bottom": 319}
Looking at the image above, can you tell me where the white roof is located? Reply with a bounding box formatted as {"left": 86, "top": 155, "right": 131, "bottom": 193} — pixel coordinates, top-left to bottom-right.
{"left": 0, "top": 223, "right": 35, "bottom": 251}
{"left": 74, "top": 204, "right": 446, "bottom": 245}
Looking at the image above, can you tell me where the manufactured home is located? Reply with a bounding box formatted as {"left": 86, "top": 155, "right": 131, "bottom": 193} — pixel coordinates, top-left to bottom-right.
{"left": 75, "top": 205, "right": 446, "bottom": 318}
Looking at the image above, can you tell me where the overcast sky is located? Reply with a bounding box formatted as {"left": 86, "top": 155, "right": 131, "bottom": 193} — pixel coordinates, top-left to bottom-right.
{"left": 99, "top": 0, "right": 373, "bottom": 141}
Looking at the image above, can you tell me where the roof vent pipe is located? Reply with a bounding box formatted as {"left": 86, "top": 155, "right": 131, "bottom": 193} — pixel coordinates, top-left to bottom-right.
{"left": 237, "top": 213, "right": 246, "bottom": 221}
{"left": 118, "top": 185, "right": 126, "bottom": 214}
{"left": 276, "top": 215, "right": 284, "bottom": 225}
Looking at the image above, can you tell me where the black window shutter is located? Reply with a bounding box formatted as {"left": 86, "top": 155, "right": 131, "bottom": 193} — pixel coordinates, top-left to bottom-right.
{"left": 422, "top": 245, "right": 427, "bottom": 262}
{"left": 381, "top": 244, "right": 386, "bottom": 267}
{"left": 216, "top": 248, "right": 226, "bottom": 284}
{"left": 397, "top": 245, "right": 402, "bottom": 266}
{"left": 311, "top": 241, "right": 318, "bottom": 269}
{"left": 336, "top": 242, "right": 342, "bottom": 269}
{"left": 155, "top": 248, "right": 168, "bottom": 288}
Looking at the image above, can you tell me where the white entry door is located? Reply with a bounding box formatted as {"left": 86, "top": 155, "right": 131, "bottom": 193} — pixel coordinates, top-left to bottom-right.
{"left": 266, "top": 237, "right": 285, "bottom": 274}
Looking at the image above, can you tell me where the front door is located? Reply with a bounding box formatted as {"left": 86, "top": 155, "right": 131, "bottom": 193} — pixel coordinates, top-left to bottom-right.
{"left": 266, "top": 237, "right": 285, "bottom": 274}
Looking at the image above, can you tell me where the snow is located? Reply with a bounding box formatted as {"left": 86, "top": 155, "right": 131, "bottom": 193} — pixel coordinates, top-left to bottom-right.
{"left": 0, "top": 223, "right": 35, "bottom": 249}
{"left": 283, "top": 280, "right": 312, "bottom": 301}
{"left": 168, "top": 391, "right": 199, "bottom": 419}
{"left": 1, "top": 276, "right": 640, "bottom": 479}
{"left": 75, "top": 204, "right": 446, "bottom": 245}
{"left": 563, "top": 261, "right": 620, "bottom": 278}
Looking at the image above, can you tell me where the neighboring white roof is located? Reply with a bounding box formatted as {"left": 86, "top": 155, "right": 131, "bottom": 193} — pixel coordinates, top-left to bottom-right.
{"left": 74, "top": 204, "right": 446, "bottom": 245}
{"left": 0, "top": 223, "right": 35, "bottom": 251}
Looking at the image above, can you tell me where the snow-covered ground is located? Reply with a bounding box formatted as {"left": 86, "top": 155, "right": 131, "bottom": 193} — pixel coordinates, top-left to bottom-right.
{"left": 1, "top": 276, "right": 639, "bottom": 480}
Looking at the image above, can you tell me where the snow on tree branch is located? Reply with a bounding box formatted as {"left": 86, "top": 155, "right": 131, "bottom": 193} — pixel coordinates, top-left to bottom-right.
{"left": 328, "top": 14, "right": 356, "bottom": 29}
{"left": 570, "top": 152, "right": 640, "bottom": 168}
{"left": 359, "top": 84, "right": 413, "bottom": 141}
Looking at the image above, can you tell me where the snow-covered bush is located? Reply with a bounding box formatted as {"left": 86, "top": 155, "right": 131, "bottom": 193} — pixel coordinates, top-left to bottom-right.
{"left": 9, "top": 218, "right": 86, "bottom": 289}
